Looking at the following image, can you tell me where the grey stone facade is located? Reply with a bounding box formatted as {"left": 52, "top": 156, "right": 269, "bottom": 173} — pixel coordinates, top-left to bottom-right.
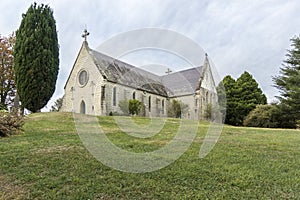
{"left": 61, "top": 41, "right": 217, "bottom": 120}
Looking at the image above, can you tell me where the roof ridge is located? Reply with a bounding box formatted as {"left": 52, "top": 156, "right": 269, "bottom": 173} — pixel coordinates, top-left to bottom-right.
{"left": 88, "top": 48, "right": 161, "bottom": 78}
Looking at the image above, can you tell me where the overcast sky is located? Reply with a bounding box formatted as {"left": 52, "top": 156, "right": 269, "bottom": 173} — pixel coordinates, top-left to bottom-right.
{"left": 1, "top": 0, "right": 300, "bottom": 109}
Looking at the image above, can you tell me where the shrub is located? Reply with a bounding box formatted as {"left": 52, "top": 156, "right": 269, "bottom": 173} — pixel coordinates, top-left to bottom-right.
{"left": 0, "top": 111, "right": 24, "bottom": 137}
{"left": 119, "top": 99, "right": 144, "bottom": 116}
{"left": 243, "top": 105, "right": 277, "bottom": 128}
{"left": 204, "top": 103, "right": 221, "bottom": 122}
{"left": 129, "top": 99, "right": 142, "bottom": 115}
{"left": 167, "top": 99, "right": 189, "bottom": 118}
{"left": 243, "top": 104, "right": 297, "bottom": 128}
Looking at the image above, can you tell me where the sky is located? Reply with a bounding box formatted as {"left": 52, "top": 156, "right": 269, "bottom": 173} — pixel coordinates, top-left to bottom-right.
{"left": 1, "top": 0, "right": 300, "bottom": 110}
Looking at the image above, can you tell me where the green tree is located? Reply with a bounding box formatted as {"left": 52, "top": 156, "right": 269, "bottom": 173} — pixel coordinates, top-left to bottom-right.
{"left": 273, "top": 36, "right": 300, "bottom": 125}
{"left": 50, "top": 97, "right": 63, "bottom": 112}
{"left": 219, "top": 72, "right": 267, "bottom": 126}
{"left": 218, "top": 75, "right": 238, "bottom": 125}
{"left": 0, "top": 34, "right": 16, "bottom": 110}
{"left": 235, "top": 71, "right": 267, "bottom": 125}
{"left": 14, "top": 3, "right": 59, "bottom": 113}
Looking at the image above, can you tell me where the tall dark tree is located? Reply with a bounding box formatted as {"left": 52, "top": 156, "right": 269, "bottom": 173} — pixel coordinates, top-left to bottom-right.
{"left": 14, "top": 3, "right": 59, "bottom": 112}
{"left": 0, "top": 34, "right": 16, "bottom": 110}
{"left": 235, "top": 71, "right": 267, "bottom": 125}
{"left": 218, "top": 72, "right": 267, "bottom": 126}
{"left": 217, "top": 75, "right": 238, "bottom": 125}
{"left": 273, "top": 36, "right": 300, "bottom": 124}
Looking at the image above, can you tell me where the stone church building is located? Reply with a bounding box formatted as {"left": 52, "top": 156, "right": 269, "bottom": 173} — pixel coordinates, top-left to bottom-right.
{"left": 61, "top": 35, "right": 217, "bottom": 120}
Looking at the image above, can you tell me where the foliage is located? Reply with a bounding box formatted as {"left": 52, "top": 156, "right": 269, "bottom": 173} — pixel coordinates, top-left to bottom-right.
{"left": 1, "top": 112, "right": 300, "bottom": 199}
{"left": 217, "top": 75, "right": 238, "bottom": 125}
{"left": 235, "top": 71, "right": 267, "bottom": 125}
{"left": 270, "top": 103, "right": 297, "bottom": 128}
{"left": 273, "top": 36, "right": 300, "bottom": 125}
{"left": 0, "top": 110, "right": 24, "bottom": 137}
{"left": 118, "top": 99, "right": 129, "bottom": 115}
{"left": 216, "top": 82, "right": 226, "bottom": 118}
{"left": 0, "top": 102, "right": 7, "bottom": 110}
{"left": 218, "top": 72, "right": 267, "bottom": 126}
{"left": 243, "top": 104, "right": 277, "bottom": 128}
{"left": 119, "top": 99, "right": 145, "bottom": 116}
{"left": 204, "top": 103, "right": 221, "bottom": 121}
{"left": 244, "top": 103, "right": 296, "bottom": 128}
{"left": 0, "top": 34, "right": 16, "bottom": 109}
{"left": 167, "top": 99, "right": 189, "bottom": 118}
{"left": 50, "top": 97, "right": 63, "bottom": 112}
{"left": 14, "top": 3, "right": 59, "bottom": 113}
{"left": 129, "top": 99, "right": 142, "bottom": 115}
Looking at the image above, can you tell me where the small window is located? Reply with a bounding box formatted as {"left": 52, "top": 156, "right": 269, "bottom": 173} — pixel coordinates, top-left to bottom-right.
{"left": 101, "top": 86, "right": 105, "bottom": 100}
{"left": 148, "top": 96, "right": 151, "bottom": 112}
{"left": 162, "top": 99, "right": 165, "bottom": 114}
{"left": 133, "top": 92, "right": 136, "bottom": 100}
{"left": 113, "top": 87, "right": 117, "bottom": 106}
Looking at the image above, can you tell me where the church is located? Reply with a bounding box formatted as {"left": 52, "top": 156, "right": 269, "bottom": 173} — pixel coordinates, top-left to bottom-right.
{"left": 61, "top": 31, "right": 218, "bottom": 120}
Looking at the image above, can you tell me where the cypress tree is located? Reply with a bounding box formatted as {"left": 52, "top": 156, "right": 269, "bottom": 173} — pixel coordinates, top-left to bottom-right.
{"left": 235, "top": 71, "right": 267, "bottom": 125}
{"left": 218, "top": 72, "right": 267, "bottom": 126}
{"left": 14, "top": 3, "right": 59, "bottom": 112}
{"left": 218, "top": 75, "right": 239, "bottom": 125}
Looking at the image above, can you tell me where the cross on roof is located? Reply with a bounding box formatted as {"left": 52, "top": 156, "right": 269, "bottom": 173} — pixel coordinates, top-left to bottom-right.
{"left": 165, "top": 68, "right": 172, "bottom": 75}
{"left": 82, "top": 29, "right": 90, "bottom": 41}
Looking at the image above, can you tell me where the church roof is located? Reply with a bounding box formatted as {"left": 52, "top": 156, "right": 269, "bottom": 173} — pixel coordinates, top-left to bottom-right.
{"left": 87, "top": 44, "right": 203, "bottom": 97}
{"left": 162, "top": 67, "right": 202, "bottom": 97}
{"left": 89, "top": 48, "right": 168, "bottom": 96}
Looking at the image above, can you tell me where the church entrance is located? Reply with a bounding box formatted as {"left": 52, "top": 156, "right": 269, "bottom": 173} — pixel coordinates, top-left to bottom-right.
{"left": 80, "top": 100, "right": 86, "bottom": 114}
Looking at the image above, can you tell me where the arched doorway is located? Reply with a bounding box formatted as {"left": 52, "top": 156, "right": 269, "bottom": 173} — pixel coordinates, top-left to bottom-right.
{"left": 80, "top": 100, "right": 86, "bottom": 114}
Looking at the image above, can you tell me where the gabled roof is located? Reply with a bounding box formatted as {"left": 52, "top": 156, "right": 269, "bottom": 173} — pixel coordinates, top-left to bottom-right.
{"left": 88, "top": 48, "right": 167, "bottom": 96}
{"left": 162, "top": 67, "right": 202, "bottom": 97}
{"left": 66, "top": 42, "right": 205, "bottom": 97}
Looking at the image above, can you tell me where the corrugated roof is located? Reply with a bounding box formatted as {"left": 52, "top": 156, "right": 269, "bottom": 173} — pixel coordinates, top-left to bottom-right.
{"left": 88, "top": 47, "right": 202, "bottom": 97}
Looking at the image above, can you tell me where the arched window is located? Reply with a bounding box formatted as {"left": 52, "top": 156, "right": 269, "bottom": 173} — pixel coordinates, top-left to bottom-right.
{"left": 206, "top": 91, "right": 209, "bottom": 102}
{"left": 148, "top": 96, "right": 151, "bottom": 112}
{"left": 133, "top": 91, "right": 136, "bottom": 100}
{"left": 113, "top": 87, "right": 117, "bottom": 106}
{"left": 80, "top": 100, "right": 86, "bottom": 114}
{"left": 162, "top": 99, "right": 165, "bottom": 114}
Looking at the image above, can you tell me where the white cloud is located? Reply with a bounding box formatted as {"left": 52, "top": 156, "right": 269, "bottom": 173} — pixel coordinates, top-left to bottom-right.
{"left": 1, "top": 0, "right": 300, "bottom": 109}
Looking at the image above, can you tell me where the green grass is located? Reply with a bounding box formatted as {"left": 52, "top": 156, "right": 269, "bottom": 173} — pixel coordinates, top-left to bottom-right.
{"left": 0, "top": 112, "right": 300, "bottom": 199}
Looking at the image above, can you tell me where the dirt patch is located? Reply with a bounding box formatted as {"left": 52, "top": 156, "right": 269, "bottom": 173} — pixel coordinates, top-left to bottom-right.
{"left": 0, "top": 174, "right": 27, "bottom": 200}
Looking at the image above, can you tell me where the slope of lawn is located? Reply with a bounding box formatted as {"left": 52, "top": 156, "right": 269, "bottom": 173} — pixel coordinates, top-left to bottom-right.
{"left": 0, "top": 112, "right": 299, "bottom": 199}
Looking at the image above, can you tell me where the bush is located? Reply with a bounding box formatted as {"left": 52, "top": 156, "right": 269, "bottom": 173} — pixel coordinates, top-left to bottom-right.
{"left": 119, "top": 99, "right": 144, "bottom": 116}
{"left": 204, "top": 103, "right": 221, "bottom": 122}
{"left": 167, "top": 99, "right": 189, "bottom": 118}
{"left": 0, "top": 103, "right": 7, "bottom": 111}
{"left": 243, "top": 105, "right": 277, "bottom": 128}
{"left": 243, "top": 104, "right": 297, "bottom": 128}
{"left": 297, "top": 120, "right": 300, "bottom": 129}
{"left": 129, "top": 99, "right": 142, "bottom": 115}
{"left": 0, "top": 111, "right": 24, "bottom": 137}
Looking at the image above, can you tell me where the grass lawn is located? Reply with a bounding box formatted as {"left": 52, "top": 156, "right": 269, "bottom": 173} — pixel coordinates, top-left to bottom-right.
{"left": 0, "top": 112, "right": 299, "bottom": 199}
